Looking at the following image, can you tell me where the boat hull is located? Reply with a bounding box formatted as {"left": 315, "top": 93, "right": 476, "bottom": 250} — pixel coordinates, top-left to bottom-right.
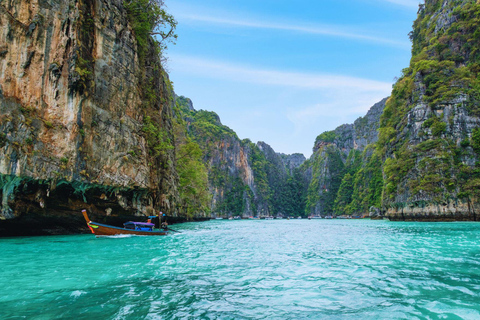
{"left": 82, "top": 210, "right": 168, "bottom": 236}
{"left": 87, "top": 222, "right": 168, "bottom": 236}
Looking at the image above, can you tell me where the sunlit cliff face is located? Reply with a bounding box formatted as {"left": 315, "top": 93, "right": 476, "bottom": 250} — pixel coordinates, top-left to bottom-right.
{"left": 0, "top": 0, "right": 178, "bottom": 228}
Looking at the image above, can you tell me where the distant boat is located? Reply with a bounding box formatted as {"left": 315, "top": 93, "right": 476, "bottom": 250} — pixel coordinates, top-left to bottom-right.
{"left": 265, "top": 216, "right": 274, "bottom": 220}
{"left": 297, "top": 216, "right": 302, "bottom": 219}
{"left": 215, "top": 217, "right": 224, "bottom": 220}
{"left": 309, "top": 215, "right": 322, "bottom": 219}
{"left": 82, "top": 210, "right": 168, "bottom": 236}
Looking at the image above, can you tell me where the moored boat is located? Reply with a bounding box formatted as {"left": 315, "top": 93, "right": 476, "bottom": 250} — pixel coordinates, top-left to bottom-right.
{"left": 82, "top": 210, "right": 168, "bottom": 236}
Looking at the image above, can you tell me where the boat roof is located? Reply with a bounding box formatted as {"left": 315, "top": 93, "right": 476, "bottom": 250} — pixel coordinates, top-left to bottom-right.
{"left": 124, "top": 221, "right": 155, "bottom": 227}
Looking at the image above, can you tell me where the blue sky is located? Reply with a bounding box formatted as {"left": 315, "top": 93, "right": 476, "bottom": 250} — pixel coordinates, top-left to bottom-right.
{"left": 165, "top": 0, "right": 421, "bottom": 157}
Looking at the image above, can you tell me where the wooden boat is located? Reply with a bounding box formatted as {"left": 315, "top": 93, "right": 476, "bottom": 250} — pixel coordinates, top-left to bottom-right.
{"left": 82, "top": 210, "right": 168, "bottom": 236}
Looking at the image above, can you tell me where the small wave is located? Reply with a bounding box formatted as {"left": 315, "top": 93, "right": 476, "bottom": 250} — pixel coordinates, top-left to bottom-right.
{"left": 98, "top": 234, "right": 136, "bottom": 239}
{"left": 70, "top": 290, "right": 86, "bottom": 299}
{"left": 113, "top": 304, "right": 135, "bottom": 320}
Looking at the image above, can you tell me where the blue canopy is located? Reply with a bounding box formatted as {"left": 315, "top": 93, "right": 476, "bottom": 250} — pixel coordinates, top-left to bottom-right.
{"left": 124, "top": 221, "right": 155, "bottom": 227}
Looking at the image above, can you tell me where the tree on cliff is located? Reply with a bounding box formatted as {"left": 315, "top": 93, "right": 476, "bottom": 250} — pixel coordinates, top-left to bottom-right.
{"left": 124, "top": 0, "right": 177, "bottom": 60}
{"left": 173, "top": 102, "right": 212, "bottom": 218}
{"left": 176, "top": 139, "right": 212, "bottom": 218}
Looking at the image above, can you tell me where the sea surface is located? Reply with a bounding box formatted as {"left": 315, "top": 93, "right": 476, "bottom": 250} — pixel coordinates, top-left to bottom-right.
{"left": 1, "top": 219, "right": 480, "bottom": 319}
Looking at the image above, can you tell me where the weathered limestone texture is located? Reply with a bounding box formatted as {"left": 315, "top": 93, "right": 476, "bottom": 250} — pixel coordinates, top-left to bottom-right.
{"left": 305, "top": 99, "right": 387, "bottom": 216}
{"left": 0, "top": 0, "right": 178, "bottom": 235}
{"left": 380, "top": 0, "right": 480, "bottom": 220}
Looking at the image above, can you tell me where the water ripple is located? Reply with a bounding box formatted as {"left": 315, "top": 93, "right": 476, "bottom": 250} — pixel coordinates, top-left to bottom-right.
{"left": 1, "top": 220, "right": 480, "bottom": 319}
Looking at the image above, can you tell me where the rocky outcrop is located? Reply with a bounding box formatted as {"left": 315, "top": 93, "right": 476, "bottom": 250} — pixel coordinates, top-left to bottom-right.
{"left": 176, "top": 96, "right": 306, "bottom": 217}
{"left": 0, "top": 0, "right": 179, "bottom": 235}
{"left": 304, "top": 1, "right": 480, "bottom": 221}
{"left": 379, "top": 0, "right": 480, "bottom": 221}
{"left": 305, "top": 144, "right": 345, "bottom": 216}
{"left": 280, "top": 153, "right": 306, "bottom": 174}
{"left": 313, "top": 98, "right": 387, "bottom": 154}
{"left": 305, "top": 99, "right": 386, "bottom": 216}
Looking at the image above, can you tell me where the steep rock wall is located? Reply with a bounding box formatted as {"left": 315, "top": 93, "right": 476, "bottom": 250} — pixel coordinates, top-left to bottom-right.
{"left": 305, "top": 99, "right": 387, "bottom": 216}
{"left": 280, "top": 153, "right": 306, "bottom": 175}
{"left": 312, "top": 98, "right": 387, "bottom": 154}
{"left": 0, "top": 0, "right": 178, "bottom": 235}
{"left": 257, "top": 142, "right": 306, "bottom": 216}
{"left": 176, "top": 96, "right": 306, "bottom": 217}
{"left": 305, "top": 144, "right": 345, "bottom": 216}
{"left": 379, "top": 0, "right": 480, "bottom": 220}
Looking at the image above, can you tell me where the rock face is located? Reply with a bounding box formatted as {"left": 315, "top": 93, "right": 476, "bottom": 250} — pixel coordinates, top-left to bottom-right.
{"left": 312, "top": 98, "right": 387, "bottom": 155}
{"left": 379, "top": 0, "right": 480, "bottom": 221}
{"left": 176, "top": 97, "right": 306, "bottom": 217}
{"left": 305, "top": 99, "right": 386, "bottom": 216}
{"left": 280, "top": 153, "right": 306, "bottom": 175}
{"left": 304, "top": 1, "right": 480, "bottom": 221}
{"left": 0, "top": 0, "right": 179, "bottom": 235}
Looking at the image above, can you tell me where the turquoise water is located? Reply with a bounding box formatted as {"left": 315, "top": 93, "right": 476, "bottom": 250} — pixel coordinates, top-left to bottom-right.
{"left": 1, "top": 220, "right": 480, "bottom": 319}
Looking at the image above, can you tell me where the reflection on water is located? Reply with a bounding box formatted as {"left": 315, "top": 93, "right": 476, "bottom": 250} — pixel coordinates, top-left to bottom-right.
{"left": 1, "top": 220, "right": 479, "bottom": 319}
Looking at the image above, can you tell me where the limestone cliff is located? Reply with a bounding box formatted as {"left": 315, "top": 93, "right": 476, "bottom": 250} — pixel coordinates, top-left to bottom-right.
{"left": 176, "top": 96, "right": 306, "bottom": 217}
{"left": 0, "top": 0, "right": 179, "bottom": 235}
{"left": 304, "top": 0, "right": 480, "bottom": 221}
{"left": 379, "top": 0, "right": 480, "bottom": 221}
{"left": 305, "top": 99, "right": 386, "bottom": 216}
{"left": 279, "top": 153, "right": 307, "bottom": 175}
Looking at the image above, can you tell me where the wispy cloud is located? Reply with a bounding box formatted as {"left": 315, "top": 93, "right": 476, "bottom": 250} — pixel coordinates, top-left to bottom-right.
{"left": 284, "top": 90, "right": 389, "bottom": 153}
{"left": 384, "top": 0, "right": 421, "bottom": 8}
{"left": 170, "top": 55, "right": 393, "bottom": 156}
{"left": 177, "top": 13, "right": 410, "bottom": 49}
{"left": 171, "top": 55, "right": 392, "bottom": 92}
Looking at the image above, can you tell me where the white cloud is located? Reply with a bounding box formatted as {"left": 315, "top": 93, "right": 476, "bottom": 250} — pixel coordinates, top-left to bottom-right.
{"left": 171, "top": 55, "right": 392, "bottom": 92}
{"left": 170, "top": 55, "right": 393, "bottom": 156}
{"left": 384, "top": 0, "right": 421, "bottom": 8}
{"left": 176, "top": 13, "right": 410, "bottom": 49}
{"left": 285, "top": 85, "right": 389, "bottom": 138}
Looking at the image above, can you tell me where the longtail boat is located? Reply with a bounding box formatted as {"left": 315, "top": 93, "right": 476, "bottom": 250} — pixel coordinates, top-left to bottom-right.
{"left": 82, "top": 210, "right": 168, "bottom": 236}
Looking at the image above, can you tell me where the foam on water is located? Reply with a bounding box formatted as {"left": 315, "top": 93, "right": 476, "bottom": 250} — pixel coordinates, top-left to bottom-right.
{"left": 70, "top": 290, "right": 87, "bottom": 299}
{"left": 1, "top": 220, "right": 480, "bottom": 319}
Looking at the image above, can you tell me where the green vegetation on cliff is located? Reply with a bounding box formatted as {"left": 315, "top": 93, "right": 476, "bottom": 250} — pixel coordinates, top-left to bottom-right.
{"left": 304, "top": 96, "right": 386, "bottom": 217}
{"left": 175, "top": 96, "right": 307, "bottom": 217}
{"left": 0, "top": 0, "right": 183, "bottom": 229}
{"left": 124, "top": 0, "right": 177, "bottom": 61}
{"left": 136, "top": 0, "right": 480, "bottom": 220}
{"left": 172, "top": 98, "right": 211, "bottom": 218}
{"left": 378, "top": 0, "right": 480, "bottom": 212}
{"left": 314, "top": 131, "right": 337, "bottom": 146}
{"left": 174, "top": 134, "right": 211, "bottom": 218}
{"left": 305, "top": 145, "right": 345, "bottom": 215}
{"left": 348, "top": 148, "right": 383, "bottom": 214}
{"left": 305, "top": 142, "right": 383, "bottom": 217}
